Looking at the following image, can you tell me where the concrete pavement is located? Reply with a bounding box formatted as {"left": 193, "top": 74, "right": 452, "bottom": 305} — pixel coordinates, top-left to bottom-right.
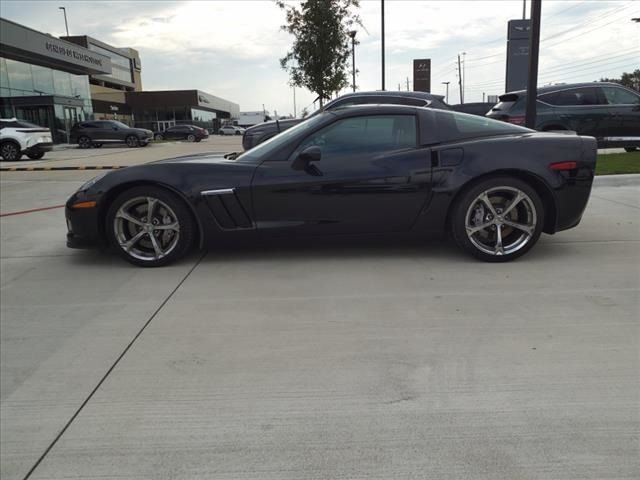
{"left": 1, "top": 170, "right": 638, "bottom": 479}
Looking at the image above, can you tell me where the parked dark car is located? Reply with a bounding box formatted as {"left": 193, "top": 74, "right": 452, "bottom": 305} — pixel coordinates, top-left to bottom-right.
{"left": 66, "top": 105, "right": 596, "bottom": 267}
{"left": 486, "top": 82, "right": 640, "bottom": 150}
{"left": 452, "top": 102, "right": 495, "bottom": 116}
{"left": 153, "top": 125, "right": 208, "bottom": 142}
{"left": 242, "top": 91, "right": 451, "bottom": 151}
{"left": 70, "top": 120, "right": 153, "bottom": 148}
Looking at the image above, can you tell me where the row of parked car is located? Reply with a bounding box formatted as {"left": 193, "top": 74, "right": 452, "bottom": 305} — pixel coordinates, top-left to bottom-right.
{"left": 1, "top": 81, "right": 638, "bottom": 160}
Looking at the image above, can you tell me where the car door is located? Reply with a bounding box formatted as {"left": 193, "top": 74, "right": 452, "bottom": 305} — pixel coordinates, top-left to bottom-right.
{"left": 166, "top": 126, "right": 185, "bottom": 139}
{"left": 538, "top": 87, "right": 608, "bottom": 136}
{"left": 251, "top": 113, "right": 431, "bottom": 234}
{"left": 600, "top": 85, "right": 640, "bottom": 138}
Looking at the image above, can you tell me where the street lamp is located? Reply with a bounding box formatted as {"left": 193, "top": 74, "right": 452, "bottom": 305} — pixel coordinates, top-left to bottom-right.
{"left": 349, "top": 30, "right": 357, "bottom": 92}
{"left": 441, "top": 81, "right": 450, "bottom": 103}
{"left": 58, "top": 6, "right": 69, "bottom": 36}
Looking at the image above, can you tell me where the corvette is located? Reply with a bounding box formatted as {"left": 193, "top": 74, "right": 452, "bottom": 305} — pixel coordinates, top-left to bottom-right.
{"left": 65, "top": 105, "right": 597, "bottom": 266}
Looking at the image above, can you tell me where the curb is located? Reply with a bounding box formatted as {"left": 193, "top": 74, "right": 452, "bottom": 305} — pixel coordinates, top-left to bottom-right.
{"left": 0, "top": 165, "right": 125, "bottom": 172}
{"left": 594, "top": 174, "right": 640, "bottom": 187}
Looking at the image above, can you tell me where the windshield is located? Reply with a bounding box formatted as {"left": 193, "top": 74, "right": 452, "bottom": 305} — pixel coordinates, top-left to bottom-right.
{"left": 237, "top": 113, "right": 329, "bottom": 162}
{"left": 112, "top": 121, "right": 131, "bottom": 129}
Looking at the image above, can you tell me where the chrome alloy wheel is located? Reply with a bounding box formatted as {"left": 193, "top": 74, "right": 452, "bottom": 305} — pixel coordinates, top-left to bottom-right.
{"left": 464, "top": 186, "right": 537, "bottom": 256}
{"left": 113, "top": 196, "right": 180, "bottom": 261}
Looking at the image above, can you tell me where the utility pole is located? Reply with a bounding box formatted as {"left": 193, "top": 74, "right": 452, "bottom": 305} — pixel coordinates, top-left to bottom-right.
{"left": 522, "top": 0, "right": 526, "bottom": 19}
{"left": 442, "top": 81, "right": 450, "bottom": 103}
{"left": 293, "top": 87, "right": 296, "bottom": 118}
{"left": 349, "top": 30, "right": 357, "bottom": 92}
{"left": 58, "top": 6, "right": 69, "bottom": 36}
{"left": 483, "top": 92, "right": 485, "bottom": 102}
{"left": 406, "top": 77, "right": 410, "bottom": 91}
{"left": 457, "top": 54, "right": 463, "bottom": 104}
{"left": 381, "top": 0, "right": 385, "bottom": 90}
{"left": 398, "top": 83, "right": 401, "bottom": 91}
{"left": 525, "top": 0, "right": 541, "bottom": 129}
{"left": 462, "top": 52, "right": 466, "bottom": 104}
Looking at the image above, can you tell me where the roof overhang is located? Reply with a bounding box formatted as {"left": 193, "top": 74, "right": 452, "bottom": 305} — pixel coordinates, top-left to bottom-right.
{"left": 0, "top": 18, "right": 112, "bottom": 76}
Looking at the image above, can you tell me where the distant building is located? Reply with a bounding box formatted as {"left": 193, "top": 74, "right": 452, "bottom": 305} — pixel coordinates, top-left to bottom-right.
{"left": 238, "top": 111, "right": 268, "bottom": 127}
{"left": 62, "top": 35, "right": 142, "bottom": 126}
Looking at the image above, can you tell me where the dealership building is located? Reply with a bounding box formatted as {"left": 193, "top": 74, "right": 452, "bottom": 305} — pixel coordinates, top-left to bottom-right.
{"left": 1, "top": 17, "right": 240, "bottom": 142}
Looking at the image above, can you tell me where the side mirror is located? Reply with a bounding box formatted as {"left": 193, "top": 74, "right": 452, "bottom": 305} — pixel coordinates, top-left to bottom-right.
{"left": 292, "top": 146, "right": 321, "bottom": 170}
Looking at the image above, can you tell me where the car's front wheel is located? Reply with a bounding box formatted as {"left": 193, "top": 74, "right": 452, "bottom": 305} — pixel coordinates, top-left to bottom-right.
{"left": 26, "top": 151, "right": 45, "bottom": 160}
{"left": 106, "top": 186, "right": 196, "bottom": 267}
{"left": 125, "top": 135, "right": 139, "bottom": 148}
{"left": 0, "top": 142, "right": 21, "bottom": 161}
{"left": 451, "top": 177, "right": 544, "bottom": 262}
{"left": 78, "top": 136, "right": 91, "bottom": 149}
{"left": 187, "top": 134, "right": 196, "bottom": 142}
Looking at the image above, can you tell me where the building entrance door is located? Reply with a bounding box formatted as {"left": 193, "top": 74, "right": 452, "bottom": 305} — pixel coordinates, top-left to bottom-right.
{"left": 63, "top": 106, "right": 79, "bottom": 144}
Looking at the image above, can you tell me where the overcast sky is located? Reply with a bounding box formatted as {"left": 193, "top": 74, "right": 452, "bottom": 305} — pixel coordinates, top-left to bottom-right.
{"left": 2, "top": 0, "right": 638, "bottom": 115}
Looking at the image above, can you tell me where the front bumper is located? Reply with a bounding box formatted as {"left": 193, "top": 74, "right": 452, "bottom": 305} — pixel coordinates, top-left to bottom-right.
{"left": 24, "top": 142, "right": 53, "bottom": 154}
{"left": 65, "top": 194, "right": 103, "bottom": 250}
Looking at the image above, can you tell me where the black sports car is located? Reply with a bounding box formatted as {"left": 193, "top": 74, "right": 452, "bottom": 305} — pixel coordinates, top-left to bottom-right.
{"left": 66, "top": 105, "right": 597, "bottom": 267}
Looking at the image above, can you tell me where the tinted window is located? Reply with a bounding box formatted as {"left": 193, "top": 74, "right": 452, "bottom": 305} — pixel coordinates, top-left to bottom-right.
{"left": 80, "top": 122, "right": 99, "bottom": 129}
{"left": 295, "top": 115, "right": 417, "bottom": 158}
{"left": 539, "top": 87, "right": 602, "bottom": 106}
{"left": 601, "top": 86, "right": 640, "bottom": 105}
{"left": 436, "top": 111, "right": 530, "bottom": 143}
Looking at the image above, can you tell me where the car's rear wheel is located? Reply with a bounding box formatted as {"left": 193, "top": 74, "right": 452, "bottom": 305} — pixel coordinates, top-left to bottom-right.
{"left": 187, "top": 134, "right": 196, "bottom": 142}
{"left": 155, "top": 134, "right": 164, "bottom": 141}
{"left": 93, "top": 143, "right": 103, "bottom": 148}
{"left": 0, "top": 142, "right": 21, "bottom": 161}
{"left": 451, "top": 177, "right": 544, "bottom": 262}
{"left": 78, "top": 136, "right": 91, "bottom": 149}
{"left": 125, "top": 135, "right": 139, "bottom": 148}
{"left": 106, "top": 186, "right": 195, "bottom": 267}
{"left": 26, "top": 151, "right": 45, "bottom": 160}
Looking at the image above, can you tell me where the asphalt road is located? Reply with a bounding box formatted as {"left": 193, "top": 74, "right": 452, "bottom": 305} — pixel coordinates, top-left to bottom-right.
{"left": 1, "top": 164, "right": 638, "bottom": 479}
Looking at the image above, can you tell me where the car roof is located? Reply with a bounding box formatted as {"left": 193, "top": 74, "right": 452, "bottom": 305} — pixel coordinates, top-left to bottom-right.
{"left": 331, "top": 90, "right": 445, "bottom": 101}
{"left": 506, "top": 81, "right": 627, "bottom": 96}
{"left": 329, "top": 104, "right": 427, "bottom": 116}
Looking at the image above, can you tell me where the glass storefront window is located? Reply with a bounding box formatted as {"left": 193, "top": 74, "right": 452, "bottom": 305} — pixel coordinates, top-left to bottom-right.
{"left": 31, "top": 65, "right": 55, "bottom": 95}
{"left": 52, "top": 69, "right": 72, "bottom": 97}
{"left": 88, "top": 44, "right": 133, "bottom": 83}
{"left": 191, "top": 108, "right": 216, "bottom": 122}
{"left": 5, "top": 58, "right": 34, "bottom": 96}
{"left": 0, "top": 58, "right": 9, "bottom": 97}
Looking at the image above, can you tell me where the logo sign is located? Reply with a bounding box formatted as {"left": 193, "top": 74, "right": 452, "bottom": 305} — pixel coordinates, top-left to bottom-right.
{"left": 413, "top": 59, "right": 431, "bottom": 92}
{"left": 45, "top": 41, "right": 104, "bottom": 67}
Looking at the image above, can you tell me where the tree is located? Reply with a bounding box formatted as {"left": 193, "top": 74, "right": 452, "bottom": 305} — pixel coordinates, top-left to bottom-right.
{"left": 278, "top": 0, "right": 361, "bottom": 107}
{"left": 600, "top": 69, "right": 640, "bottom": 91}
{"left": 300, "top": 107, "right": 310, "bottom": 118}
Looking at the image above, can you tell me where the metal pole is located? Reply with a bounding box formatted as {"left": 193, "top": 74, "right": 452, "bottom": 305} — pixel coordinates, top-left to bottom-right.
{"left": 293, "top": 87, "right": 296, "bottom": 118}
{"left": 462, "top": 52, "right": 466, "bottom": 103}
{"left": 525, "top": 0, "right": 541, "bottom": 129}
{"left": 457, "top": 54, "right": 463, "bottom": 104}
{"left": 445, "top": 82, "right": 449, "bottom": 103}
{"left": 522, "top": 0, "right": 527, "bottom": 20}
{"left": 59, "top": 7, "right": 69, "bottom": 36}
{"left": 350, "top": 31, "right": 357, "bottom": 92}
{"left": 406, "top": 77, "right": 410, "bottom": 91}
{"left": 381, "top": 0, "right": 385, "bottom": 90}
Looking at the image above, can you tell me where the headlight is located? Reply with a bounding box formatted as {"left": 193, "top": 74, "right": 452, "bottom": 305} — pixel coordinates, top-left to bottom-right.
{"left": 78, "top": 172, "right": 108, "bottom": 192}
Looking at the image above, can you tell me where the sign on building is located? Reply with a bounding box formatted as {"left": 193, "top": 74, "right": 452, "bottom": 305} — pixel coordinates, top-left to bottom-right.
{"left": 505, "top": 19, "right": 531, "bottom": 92}
{"left": 413, "top": 59, "right": 431, "bottom": 93}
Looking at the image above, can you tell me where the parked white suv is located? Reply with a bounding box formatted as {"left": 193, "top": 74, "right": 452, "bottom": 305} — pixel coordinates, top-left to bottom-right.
{"left": 218, "top": 125, "right": 245, "bottom": 136}
{"left": 0, "top": 118, "right": 53, "bottom": 161}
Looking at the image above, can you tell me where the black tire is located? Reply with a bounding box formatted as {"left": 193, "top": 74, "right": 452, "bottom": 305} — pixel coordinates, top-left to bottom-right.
{"left": 450, "top": 176, "right": 544, "bottom": 262}
{"left": 155, "top": 134, "right": 164, "bottom": 141}
{"left": 106, "top": 186, "right": 196, "bottom": 267}
{"left": 624, "top": 147, "right": 638, "bottom": 152}
{"left": 0, "top": 142, "right": 21, "bottom": 161}
{"left": 195, "top": 138, "right": 202, "bottom": 142}
{"left": 125, "top": 135, "right": 139, "bottom": 148}
{"left": 187, "top": 134, "right": 196, "bottom": 142}
{"left": 78, "top": 136, "right": 92, "bottom": 149}
{"left": 93, "top": 143, "right": 103, "bottom": 148}
{"left": 26, "top": 151, "right": 45, "bottom": 160}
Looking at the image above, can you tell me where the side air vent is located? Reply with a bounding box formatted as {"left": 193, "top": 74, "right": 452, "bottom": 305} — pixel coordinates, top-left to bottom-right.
{"left": 201, "top": 189, "right": 253, "bottom": 229}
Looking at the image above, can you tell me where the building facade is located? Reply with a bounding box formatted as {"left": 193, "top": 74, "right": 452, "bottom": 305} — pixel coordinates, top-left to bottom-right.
{"left": 0, "top": 18, "right": 111, "bottom": 143}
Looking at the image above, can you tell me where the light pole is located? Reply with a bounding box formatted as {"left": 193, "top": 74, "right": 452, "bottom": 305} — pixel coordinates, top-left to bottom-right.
{"left": 58, "top": 6, "right": 69, "bottom": 36}
{"left": 349, "top": 30, "right": 357, "bottom": 92}
{"left": 381, "top": 0, "right": 385, "bottom": 90}
{"left": 442, "top": 81, "right": 450, "bottom": 103}
{"left": 525, "top": 0, "right": 541, "bottom": 129}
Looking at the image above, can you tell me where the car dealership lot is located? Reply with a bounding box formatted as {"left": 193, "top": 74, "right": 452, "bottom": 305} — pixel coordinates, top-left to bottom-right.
{"left": 1, "top": 166, "right": 639, "bottom": 478}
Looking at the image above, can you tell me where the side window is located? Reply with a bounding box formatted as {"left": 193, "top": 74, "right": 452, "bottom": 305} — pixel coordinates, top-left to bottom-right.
{"left": 81, "top": 122, "right": 98, "bottom": 128}
{"left": 540, "top": 87, "right": 602, "bottom": 106}
{"left": 294, "top": 115, "right": 416, "bottom": 159}
{"left": 601, "top": 87, "right": 640, "bottom": 105}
